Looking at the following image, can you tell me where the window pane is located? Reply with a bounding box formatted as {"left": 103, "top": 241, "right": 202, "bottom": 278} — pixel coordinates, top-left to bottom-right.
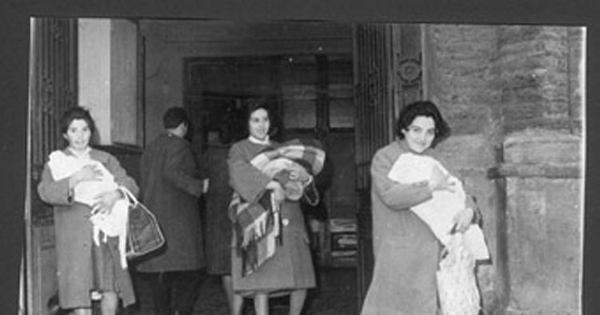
{"left": 283, "top": 100, "right": 316, "bottom": 129}
{"left": 330, "top": 99, "right": 354, "bottom": 128}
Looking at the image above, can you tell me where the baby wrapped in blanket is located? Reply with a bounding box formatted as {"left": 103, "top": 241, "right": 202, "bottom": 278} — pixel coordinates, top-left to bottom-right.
{"left": 47, "top": 150, "right": 130, "bottom": 268}
{"left": 230, "top": 139, "right": 325, "bottom": 276}
{"left": 389, "top": 152, "right": 489, "bottom": 315}
{"left": 387, "top": 152, "right": 488, "bottom": 259}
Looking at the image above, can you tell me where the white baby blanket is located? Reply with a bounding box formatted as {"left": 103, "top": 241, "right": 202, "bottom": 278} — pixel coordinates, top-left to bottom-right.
{"left": 48, "top": 150, "right": 129, "bottom": 268}
{"left": 387, "top": 152, "right": 489, "bottom": 260}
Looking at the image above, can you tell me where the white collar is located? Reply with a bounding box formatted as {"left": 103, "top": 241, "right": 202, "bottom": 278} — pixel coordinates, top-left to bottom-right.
{"left": 68, "top": 147, "right": 91, "bottom": 159}
{"left": 248, "top": 135, "right": 270, "bottom": 145}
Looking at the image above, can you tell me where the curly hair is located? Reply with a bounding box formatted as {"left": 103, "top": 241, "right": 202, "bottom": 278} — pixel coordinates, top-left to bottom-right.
{"left": 395, "top": 100, "right": 451, "bottom": 148}
{"left": 240, "top": 97, "right": 280, "bottom": 139}
{"left": 59, "top": 106, "right": 98, "bottom": 147}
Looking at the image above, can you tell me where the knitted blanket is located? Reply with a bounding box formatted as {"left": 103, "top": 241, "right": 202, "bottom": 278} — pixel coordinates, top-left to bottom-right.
{"left": 230, "top": 139, "right": 325, "bottom": 277}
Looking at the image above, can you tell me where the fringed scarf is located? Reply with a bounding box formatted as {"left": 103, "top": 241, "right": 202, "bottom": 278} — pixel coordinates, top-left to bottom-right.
{"left": 230, "top": 139, "right": 325, "bottom": 277}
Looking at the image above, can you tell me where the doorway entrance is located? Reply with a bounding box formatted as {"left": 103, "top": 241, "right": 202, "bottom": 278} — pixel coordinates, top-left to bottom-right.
{"left": 183, "top": 54, "right": 357, "bottom": 268}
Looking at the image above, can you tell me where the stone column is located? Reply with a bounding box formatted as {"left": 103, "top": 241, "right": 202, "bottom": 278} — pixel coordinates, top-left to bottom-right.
{"left": 493, "top": 25, "right": 584, "bottom": 315}
{"left": 498, "top": 130, "right": 582, "bottom": 315}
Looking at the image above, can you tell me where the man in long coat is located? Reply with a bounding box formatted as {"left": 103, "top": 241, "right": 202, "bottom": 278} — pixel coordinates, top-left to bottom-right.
{"left": 137, "top": 107, "right": 207, "bottom": 315}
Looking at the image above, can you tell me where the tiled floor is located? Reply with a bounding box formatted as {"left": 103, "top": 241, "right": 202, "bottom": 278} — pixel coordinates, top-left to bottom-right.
{"left": 126, "top": 267, "right": 358, "bottom": 315}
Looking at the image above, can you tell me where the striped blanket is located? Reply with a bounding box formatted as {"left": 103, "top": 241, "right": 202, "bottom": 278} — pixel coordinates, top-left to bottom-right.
{"left": 230, "top": 139, "right": 325, "bottom": 277}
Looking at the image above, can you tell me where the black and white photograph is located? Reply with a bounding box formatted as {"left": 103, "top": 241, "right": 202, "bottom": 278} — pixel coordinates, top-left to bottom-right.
{"left": 1, "top": 2, "right": 596, "bottom": 315}
{"left": 22, "top": 18, "right": 585, "bottom": 315}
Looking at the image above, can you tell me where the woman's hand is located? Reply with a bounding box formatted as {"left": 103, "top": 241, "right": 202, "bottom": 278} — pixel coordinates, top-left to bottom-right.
{"left": 265, "top": 180, "right": 285, "bottom": 203}
{"left": 289, "top": 166, "right": 310, "bottom": 183}
{"left": 69, "top": 164, "right": 102, "bottom": 188}
{"left": 428, "top": 164, "right": 455, "bottom": 193}
{"left": 92, "top": 190, "right": 123, "bottom": 216}
{"left": 451, "top": 207, "right": 474, "bottom": 233}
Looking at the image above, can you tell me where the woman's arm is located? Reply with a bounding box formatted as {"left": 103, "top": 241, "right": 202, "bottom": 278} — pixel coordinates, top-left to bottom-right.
{"left": 37, "top": 163, "right": 72, "bottom": 206}
{"left": 451, "top": 194, "right": 480, "bottom": 233}
{"left": 227, "top": 143, "right": 272, "bottom": 202}
{"left": 468, "top": 195, "right": 482, "bottom": 224}
{"left": 370, "top": 147, "right": 434, "bottom": 211}
{"left": 38, "top": 156, "right": 107, "bottom": 206}
{"left": 84, "top": 152, "right": 138, "bottom": 215}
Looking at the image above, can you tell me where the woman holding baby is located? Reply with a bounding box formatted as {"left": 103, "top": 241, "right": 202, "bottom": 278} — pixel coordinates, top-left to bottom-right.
{"left": 227, "top": 99, "right": 320, "bottom": 315}
{"left": 38, "top": 107, "right": 138, "bottom": 315}
{"left": 360, "top": 100, "right": 482, "bottom": 315}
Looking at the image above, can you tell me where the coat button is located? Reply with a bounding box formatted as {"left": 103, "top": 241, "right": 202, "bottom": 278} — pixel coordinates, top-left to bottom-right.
{"left": 282, "top": 218, "right": 290, "bottom": 226}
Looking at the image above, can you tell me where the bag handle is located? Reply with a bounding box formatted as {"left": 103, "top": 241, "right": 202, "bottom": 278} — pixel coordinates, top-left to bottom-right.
{"left": 302, "top": 180, "right": 320, "bottom": 206}
{"left": 118, "top": 186, "right": 140, "bottom": 207}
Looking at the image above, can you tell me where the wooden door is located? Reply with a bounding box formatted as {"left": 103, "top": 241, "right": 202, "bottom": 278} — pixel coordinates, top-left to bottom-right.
{"left": 27, "top": 17, "right": 79, "bottom": 315}
{"left": 353, "top": 23, "right": 423, "bottom": 311}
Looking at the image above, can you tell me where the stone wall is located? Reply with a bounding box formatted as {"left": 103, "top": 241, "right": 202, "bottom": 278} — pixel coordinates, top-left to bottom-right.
{"left": 497, "top": 26, "right": 582, "bottom": 134}
{"left": 424, "top": 24, "right": 584, "bottom": 314}
{"left": 425, "top": 24, "right": 505, "bottom": 313}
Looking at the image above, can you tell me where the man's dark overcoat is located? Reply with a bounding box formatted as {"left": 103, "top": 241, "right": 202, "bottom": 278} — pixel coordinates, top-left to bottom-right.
{"left": 136, "top": 133, "right": 205, "bottom": 272}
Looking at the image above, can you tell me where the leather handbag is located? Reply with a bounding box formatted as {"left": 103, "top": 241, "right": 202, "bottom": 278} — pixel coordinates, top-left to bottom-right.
{"left": 119, "top": 187, "right": 166, "bottom": 260}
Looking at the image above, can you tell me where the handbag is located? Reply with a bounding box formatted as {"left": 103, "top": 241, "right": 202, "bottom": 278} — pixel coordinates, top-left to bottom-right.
{"left": 119, "top": 187, "right": 166, "bottom": 260}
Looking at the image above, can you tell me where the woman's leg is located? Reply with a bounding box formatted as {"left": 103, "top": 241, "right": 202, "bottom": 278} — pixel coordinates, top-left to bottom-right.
{"left": 253, "top": 293, "right": 269, "bottom": 315}
{"left": 289, "top": 289, "right": 307, "bottom": 315}
{"left": 100, "top": 291, "right": 118, "bottom": 315}
{"left": 71, "top": 308, "right": 92, "bottom": 315}
{"left": 232, "top": 294, "right": 244, "bottom": 315}
{"left": 221, "top": 275, "right": 239, "bottom": 315}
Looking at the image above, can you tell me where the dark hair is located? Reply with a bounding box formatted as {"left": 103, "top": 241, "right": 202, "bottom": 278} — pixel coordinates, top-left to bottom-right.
{"left": 59, "top": 106, "right": 98, "bottom": 147}
{"left": 395, "top": 100, "right": 450, "bottom": 147}
{"left": 163, "top": 107, "right": 190, "bottom": 129}
{"left": 241, "top": 98, "right": 279, "bottom": 138}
